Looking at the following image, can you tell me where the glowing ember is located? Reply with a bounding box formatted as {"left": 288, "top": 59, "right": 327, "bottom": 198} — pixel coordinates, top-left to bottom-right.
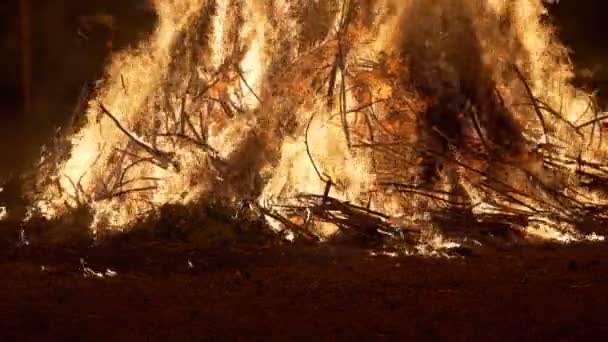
{"left": 26, "top": 0, "right": 608, "bottom": 252}
{"left": 0, "top": 206, "right": 7, "bottom": 221}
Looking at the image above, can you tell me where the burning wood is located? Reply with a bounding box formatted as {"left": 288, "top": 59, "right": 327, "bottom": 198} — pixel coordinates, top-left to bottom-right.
{"left": 23, "top": 0, "right": 608, "bottom": 250}
{"left": 99, "top": 103, "right": 180, "bottom": 172}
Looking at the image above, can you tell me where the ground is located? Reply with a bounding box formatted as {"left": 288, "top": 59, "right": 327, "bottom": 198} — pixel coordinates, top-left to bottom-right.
{"left": 2, "top": 238, "right": 608, "bottom": 341}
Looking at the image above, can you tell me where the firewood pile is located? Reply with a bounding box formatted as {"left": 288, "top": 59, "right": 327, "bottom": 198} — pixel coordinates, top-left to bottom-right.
{"left": 18, "top": 0, "right": 608, "bottom": 249}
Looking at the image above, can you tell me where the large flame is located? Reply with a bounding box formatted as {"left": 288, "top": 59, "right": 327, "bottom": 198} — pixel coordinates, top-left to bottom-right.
{"left": 28, "top": 0, "right": 607, "bottom": 245}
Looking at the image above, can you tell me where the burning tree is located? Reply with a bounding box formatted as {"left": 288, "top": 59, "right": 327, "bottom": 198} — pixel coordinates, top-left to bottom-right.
{"left": 23, "top": 0, "right": 608, "bottom": 250}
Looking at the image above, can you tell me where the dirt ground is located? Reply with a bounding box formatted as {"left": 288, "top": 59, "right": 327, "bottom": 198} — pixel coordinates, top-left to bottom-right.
{"left": 1, "top": 237, "right": 608, "bottom": 341}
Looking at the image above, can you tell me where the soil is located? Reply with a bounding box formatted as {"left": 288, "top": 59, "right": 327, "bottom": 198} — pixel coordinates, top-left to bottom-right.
{"left": 1, "top": 238, "right": 608, "bottom": 341}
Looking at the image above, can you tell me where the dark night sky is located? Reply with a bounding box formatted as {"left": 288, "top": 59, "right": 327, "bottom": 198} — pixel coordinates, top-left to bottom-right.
{"left": 548, "top": 0, "right": 608, "bottom": 62}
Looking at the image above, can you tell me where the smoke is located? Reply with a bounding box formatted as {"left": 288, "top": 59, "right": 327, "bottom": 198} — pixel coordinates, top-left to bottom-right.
{"left": 24, "top": 0, "right": 607, "bottom": 245}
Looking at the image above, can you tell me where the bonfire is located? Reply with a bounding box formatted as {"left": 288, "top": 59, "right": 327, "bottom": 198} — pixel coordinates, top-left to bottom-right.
{"left": 21, "top": 0, "right": 608, "bottom": 253}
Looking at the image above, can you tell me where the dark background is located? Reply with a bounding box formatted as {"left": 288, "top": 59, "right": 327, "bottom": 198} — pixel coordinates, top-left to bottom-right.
{"left": 0, "top": 0, "right": 607, "bottom": 181}
{"left": 0, "top": 0, "right": 156, "bottom": 182}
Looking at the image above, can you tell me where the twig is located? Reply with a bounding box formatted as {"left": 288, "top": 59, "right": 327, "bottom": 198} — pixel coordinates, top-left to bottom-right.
{"left": 75, "top": 146, "right": 105, "bottom": 202}
{"left": 117, "top": 177, "right": 161, "bottom": 189}
{"left": 512, "top": 64, "right": 549, "bottom": 143}
{"left": 304, "top": 112, "right": 329, "bottom": 184}
{"left": 339, "top": 64, "right": 351, "bottom": 148}
{"left": 203, "top": 96, "right": 239, "bottom": 118}
{"left": 352, "top": 140, "right": 555, "bottom": 213}
{"left": 379, "top": 182, "right": 473, "bottom": 208}
{"left": 532, "top": 98, "right": 582, "bottom": 136}
{"left": 256, "top": 205, "right": 318, "bottom": 240}
{"left": 575, "top": 113, "right": 608, "bottom": 131}
{"left": 99, "top": 103, "right": 179, "bottom": 171}
{"left": 326, "top": 57, "right": 339, "bottom": 108}
{"left": 120, "top": 74, "right": 128, "bottom": 96}
{"left": 192, "top": 75, "right": 221, "bottom": 101}
{"left": 63, "top": 175, "right": 85, "bottom": 206}
{"left": 102, "top": 186, "right": 158, "bottom": 201}
{"left": 155, "top": 132, "right": 219, "bottom": 155}
{"left": 296, "top": 194, "right": 390, "bottom": 219}
{"left": 328, "top": 98, "right": 388, "bottom": 120}
{"left": 236, "top": 67, "right": 262, "bottom": 104}
{"left": 106, "top": 155, "right": 154, "bottom": 198}
{"left": 183, "top": 111, "right": 203, "bottom": 144}
{"left": 321, "top": 179, "right": 332, "bottom": 209}
{"left": 178, "top": 87, "right": 188, "bottom": 135}
{"left": 365, "top": 105, "right": 403, "bottom": 139}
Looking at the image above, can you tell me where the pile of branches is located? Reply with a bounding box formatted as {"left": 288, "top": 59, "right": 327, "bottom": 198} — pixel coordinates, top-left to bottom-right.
{"left": 258, "top": 7, "right": 608, "bottom": 244}
{"left": 262, "top": 61, "right": 608, "bottom": 245}
{"left": 25, "top": 0, "right": 608, "bottom": 249}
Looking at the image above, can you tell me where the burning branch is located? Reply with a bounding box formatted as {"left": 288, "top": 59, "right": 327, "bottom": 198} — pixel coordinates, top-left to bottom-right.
{"left": 533, "top": 98, "right": 582, "bottom": 136}
{"left": 513, "top": 65, "right": 549, "bottom": 142}
{"left": 378, "top": 182, "right": 476, "bottom": 209}
{"left": 575, "top": 113, "right": 608, "bottom": 131}
{"left": 304, "top": 111, "right": 330, "bottom": 184}
{"left": 236, "top": 67, "right": 262, "bottom": 104}
{"left": 465, "top": 102, "right": 490, "bottom": 152}
{"left": 120, "top": 74, "right": 128, "bottom": 96}
{"left": 99, "top": 103, "right": 180, "bottom": 171}
{"left": 101, "top": 185, "right": 159, "bottom": 201}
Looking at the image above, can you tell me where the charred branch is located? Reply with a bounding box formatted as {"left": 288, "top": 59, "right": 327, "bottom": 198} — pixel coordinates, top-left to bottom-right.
{"left": 513, "top": 64, "right": 550, "bottom": 142}
{"left": 99, "top": 103, "right": 180, "bottom": 172}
